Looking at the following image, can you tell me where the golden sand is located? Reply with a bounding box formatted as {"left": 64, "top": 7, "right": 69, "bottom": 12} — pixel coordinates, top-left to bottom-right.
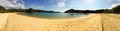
{"left": 101, "top": 14, "right": 120, "bottom": 31}
{"left": 0, "top": 13, "right": 120, "bottom": 31}
{"left": 0, "top": 13, "right": 9, "bottom": 30}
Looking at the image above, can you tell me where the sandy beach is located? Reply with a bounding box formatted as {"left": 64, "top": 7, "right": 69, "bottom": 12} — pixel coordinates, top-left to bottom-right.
{"left": 0, "top": 13, "right": 9, "bottom": 30}
{"left": 0, "top": 13, "right": 120, "bottom": 31}
{"left": 101, "top": 14, "right": 120, "bottom": 31}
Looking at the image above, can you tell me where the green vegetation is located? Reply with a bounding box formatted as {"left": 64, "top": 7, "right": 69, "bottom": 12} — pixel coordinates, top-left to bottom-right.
{"left": 104, "top": 5, "right": 120, "bottom": 13}
{"left": 0, "top": 5, "right": 120, "bottom": 13}
{"left": 65, "top": 5, "right": 120, "bottom": 14}
{"left": 0, "top": 6, "right": 8, "bottom": 13}
{"left": 25, "top": 8, "right": 33, "bottom": 13}
{"left": 112, "top": 5, "right": 120, "bottom": 13}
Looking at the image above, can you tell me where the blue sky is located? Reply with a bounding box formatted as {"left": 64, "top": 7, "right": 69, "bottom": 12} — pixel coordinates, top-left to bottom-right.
{"left": 23, "top": 0, "right": 112, "bottom": 12}
{"left": 0, "top": 0, "right": 120, "bottom": 12}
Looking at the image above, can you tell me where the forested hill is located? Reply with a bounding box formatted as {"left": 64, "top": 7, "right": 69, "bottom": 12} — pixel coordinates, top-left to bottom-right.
{"left": 0, "top": 6, "right": 7, "bottom": 13}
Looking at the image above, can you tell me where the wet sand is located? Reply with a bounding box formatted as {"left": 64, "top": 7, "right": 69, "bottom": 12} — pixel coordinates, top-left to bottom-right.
{"left": 0, "top": 13, "right": 120, "bottom": 31}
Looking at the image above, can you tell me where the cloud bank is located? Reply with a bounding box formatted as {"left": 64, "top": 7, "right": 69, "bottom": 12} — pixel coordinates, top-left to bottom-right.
{"left": 57, "top": 0, "right": 66, "bottom": 7}
{"left": 30, "top": 4, "right": 44, "bottom": 9}
{"left": 108, "top": 0, "right": 120, "bottom": 8}
{"left": 0, "top": 0, "right": 25, "bottom": 9}
{"left": 50, "top": 0, "right": 66, "bottom": 7}
{"left": 57, "top": 2, "right": 65, "bottom": 7}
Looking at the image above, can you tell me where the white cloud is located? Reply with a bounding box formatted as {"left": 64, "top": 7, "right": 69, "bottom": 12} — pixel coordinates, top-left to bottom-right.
{"left": 85, "top": 0, "right": 94, "bottom": 3}
{"left": 49, "top": 0, "right": 66, "bottom": 7}
{"left": 30, "top": 4, "right": 44, "bottom": 9}
{"left": 58, "top": 0, "right": 66, "bottom": 2}
{"left": 108, "top": 0, "right": 120, "bottom": 8}
{"left": 111, "top": 3, "right": 120, "bottom": 8}
{"left": 57, "top": 2, "right": 65, "bottom": 7}
{"left": 57, "top": 0, "right": 66, "bottom": 7}
{"left": 0, "top": 0, "right": 25, "bottom": 9}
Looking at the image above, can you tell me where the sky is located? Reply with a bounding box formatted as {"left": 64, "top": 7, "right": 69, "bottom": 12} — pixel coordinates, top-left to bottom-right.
{"left": 0, "top": 0, "right": 120, "bottom": 12}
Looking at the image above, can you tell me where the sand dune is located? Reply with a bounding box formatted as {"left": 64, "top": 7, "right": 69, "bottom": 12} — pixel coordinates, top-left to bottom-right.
{"left": 0, "top": 13, "right": 120, "bottom": 31}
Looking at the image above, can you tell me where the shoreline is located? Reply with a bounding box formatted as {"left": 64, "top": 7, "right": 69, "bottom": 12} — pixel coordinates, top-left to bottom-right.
{"left": 17, "top": 13, "right": 90, "bottom": 20}
{"left": 0, "top": 13, "right": 120, "bottom": 31}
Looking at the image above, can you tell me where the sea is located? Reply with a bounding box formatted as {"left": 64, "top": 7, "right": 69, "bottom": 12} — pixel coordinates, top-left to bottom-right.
{"left": 18, "top": 12, "right": 88, "bottom": 18}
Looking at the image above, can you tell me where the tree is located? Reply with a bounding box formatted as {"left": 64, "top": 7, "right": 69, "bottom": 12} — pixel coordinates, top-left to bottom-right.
{"left": 25, "top": 8, "right": 34, "bottom": 13}
{"left": 112, "top": 5, "right": 120, "bottom": 13}
{"left": 0, "top": 6, "right": 7, "bottom": 13}
{"left": 65, "top": 9, "right": 75, "bottom": 13}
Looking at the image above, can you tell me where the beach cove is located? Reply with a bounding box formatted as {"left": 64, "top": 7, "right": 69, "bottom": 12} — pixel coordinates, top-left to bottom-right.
{"left": 0, "top": 13, "right": 120, "bottom": 31}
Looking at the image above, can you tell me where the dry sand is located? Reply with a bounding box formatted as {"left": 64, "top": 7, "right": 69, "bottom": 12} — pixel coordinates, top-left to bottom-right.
{"left": 0, "top": 13, "right": 120, "bottom": 31}
{"left": 0, "top": 13, "right": 9, "bottom": 30}
{"left": 101, "top": 14, "right": 120, "bottom": 31}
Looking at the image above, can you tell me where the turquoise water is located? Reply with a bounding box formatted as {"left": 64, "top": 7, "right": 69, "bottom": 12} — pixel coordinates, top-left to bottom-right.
{"left": 20, "top": 12, "right": 88, "bottom": 18}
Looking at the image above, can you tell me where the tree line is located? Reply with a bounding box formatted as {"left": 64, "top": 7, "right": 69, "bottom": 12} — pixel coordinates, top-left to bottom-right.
{"left": 0, "top": 5, "right": 120, "bottom": 13}
{"left": 0, "top": 6, "right": 60, "bottom": 13}
{"left": 65, "top": 5, "right": 120, "bottom": 14}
